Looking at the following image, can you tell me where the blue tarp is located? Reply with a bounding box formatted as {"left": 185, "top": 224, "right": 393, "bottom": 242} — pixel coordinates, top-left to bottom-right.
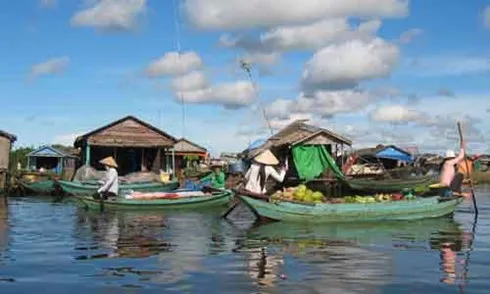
{"left": 247, "top": 138, "right": 266, "bottom": 150}
{"left": 376, "top": 147, "right": 413, "bottom": 163}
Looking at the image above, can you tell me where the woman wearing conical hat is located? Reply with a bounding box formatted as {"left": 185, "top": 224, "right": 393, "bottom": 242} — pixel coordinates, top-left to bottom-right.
{"left": 245, "top": 149, "right": 288, "bottom": 194}
{"left": 95, "top": 156, "right": 119, "bottom": 200}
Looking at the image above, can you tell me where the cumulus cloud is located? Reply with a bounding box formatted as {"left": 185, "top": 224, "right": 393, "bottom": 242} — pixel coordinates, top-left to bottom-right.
{"left": 484, "top": 6, "right": 490, "bottom": 29}
{"left": 184, "top": 0, "right": 408, "bottom": 30}
{"left": 146, "top": 51, "right": 203, "bottom": 77}
{"left": 220, "top": 19, "right": 382, "bottom": 54}
{"left": 301, "top": 38, "right": 399, "bottom": 90}
{"left": 370, "top": 105, "right": 424, "bottom": 123}
{"left": 265, "top": 90, "right": 374, "bottom": 122}
{"left": 397, "top": 28, "right": 423, "bottom": 44}
{"left": 29, "top": 57, "right": 70, "bottom": 79}
{"left": 53, "top": 133, "right": 82, "bottom": 146}
{"left": 176, "top": 81, "right": 257, "bottom": 109}
{"left": 170, "top": 71, "right": 208, "bottom": 92}
{"left": 71, "top": 0, "right": 146, "bottom": 31}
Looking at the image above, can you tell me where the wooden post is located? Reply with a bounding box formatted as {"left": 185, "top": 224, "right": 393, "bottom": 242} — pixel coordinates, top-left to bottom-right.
{"left": 141, "top": 148, "right": 145, "bottom": 171}
{"left": 85, "top": 144, "right": 91, "bottom": 166}
{"left": 172, "top": 148, "right": 176, "bottom": 175}
{"left": 27, "top": 156, "right": 31, "bottom": 171}
{"left": 166, "top": 148, "right": 170, "bottom": 171}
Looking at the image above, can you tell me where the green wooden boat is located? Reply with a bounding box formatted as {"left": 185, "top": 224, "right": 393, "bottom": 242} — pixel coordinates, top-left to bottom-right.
{"left": 18, "top": 180, "right": 55, "bottom": 195}
{"left": 237, "top": 190, "right": 463, "bottom": 223}
{"left": 72, "top": 189, "right": 234, "bottom": 211}
{"left": 344, "top": 175, "right": 436, "bottom": 193}
{"left": 57, "top": 180, "right": 180, "bottom": 196}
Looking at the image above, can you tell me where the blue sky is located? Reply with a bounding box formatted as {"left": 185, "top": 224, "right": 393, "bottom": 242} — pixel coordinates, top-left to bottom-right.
{"left": 1, "top": 0, "right": 489, "bottom": 156}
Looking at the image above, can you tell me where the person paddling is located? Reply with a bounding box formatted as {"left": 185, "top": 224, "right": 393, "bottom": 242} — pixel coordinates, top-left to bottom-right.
{"left": 439, "top": 140, "right": 466, "bottom": 197}
{"left": 244, "top": 149, "right": 288, "bottom": 194}
{"left": 94, "top": 156, "right": 119, "bottom": 200}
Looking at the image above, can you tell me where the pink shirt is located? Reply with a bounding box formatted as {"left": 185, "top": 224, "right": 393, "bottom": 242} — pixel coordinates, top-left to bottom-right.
{"left": 439, "top": 148, "right": 465, "bottom": 186}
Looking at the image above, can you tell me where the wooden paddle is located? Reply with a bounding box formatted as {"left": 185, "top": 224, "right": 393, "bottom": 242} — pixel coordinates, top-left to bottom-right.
{"left": 457, "top": 121, "right": 478, "bottom": 215}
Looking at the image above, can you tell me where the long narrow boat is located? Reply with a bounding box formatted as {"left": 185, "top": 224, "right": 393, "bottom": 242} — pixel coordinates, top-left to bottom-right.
{"left": 72, "top": 189, "right": 234, "bottom": 211}
{"left": 56, "top": 180, "right": 180, "bottom": 196}
{"left": 236, "top": 189, "right": 463, "bottom": 223}
{"left": 17, "top": 180, "right": 55, "bottom": 195}
{"left": 343, "top": 174, "right": 436, "bottom": 193}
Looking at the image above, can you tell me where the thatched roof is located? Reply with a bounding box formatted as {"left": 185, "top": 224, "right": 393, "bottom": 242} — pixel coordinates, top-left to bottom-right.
{"left": 0, "top": 130, "right": 16, "bottom": 142}
{"left": 244, "top": 120, "right": 352, "bottom": 158}
{"left": 173, "top": 138, "right": 207, "bottom": 153}
{"left": 74, "top": 115, "right": 177, "bottom": 148}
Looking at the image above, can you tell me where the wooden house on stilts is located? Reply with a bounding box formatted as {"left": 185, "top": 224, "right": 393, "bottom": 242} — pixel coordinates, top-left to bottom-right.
{"left": 74, "top": 116, "right": 178, "bottom": 176}
{"left": 0, "top": 130, "right": 16, "bottom": 193}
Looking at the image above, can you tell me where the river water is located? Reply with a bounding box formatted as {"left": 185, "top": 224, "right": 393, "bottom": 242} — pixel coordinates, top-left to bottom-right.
{"left": 0, "top": 187, "right": 489, "bottom": 294}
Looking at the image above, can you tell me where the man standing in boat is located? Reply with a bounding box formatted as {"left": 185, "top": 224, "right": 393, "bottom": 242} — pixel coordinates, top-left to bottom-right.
{"left": 439, "top": 140, "right": 466, "bottom": 197}
{"left": 94, "top": 156, "right": 119, "bottom": 200}
{"left": 244, "top": 149, "right": 288, "bottom": 194}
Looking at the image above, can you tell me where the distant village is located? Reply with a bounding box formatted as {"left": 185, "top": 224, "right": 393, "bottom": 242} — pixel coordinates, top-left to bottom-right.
{"left": 1, "top": 115, "right": 489, "bottom": 195}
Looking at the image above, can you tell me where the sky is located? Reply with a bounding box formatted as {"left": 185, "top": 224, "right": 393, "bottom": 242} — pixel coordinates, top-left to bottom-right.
{"left": 1, "top": 0, "right": 490, "bottom": 156}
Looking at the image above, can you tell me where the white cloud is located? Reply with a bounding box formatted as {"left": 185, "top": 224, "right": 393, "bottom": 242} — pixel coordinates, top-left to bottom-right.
{"left": 484, "top": 6, "right": 490, "bottom": 29}
{"left": 146, "top": 51, "right": 203, "bottom": 77}
{"left": 177, "top": 81, "right": 257, "bottom": 108}
{"left": 29, "top": 57, "right": 70, "bottom": 79}
{"left": 170, "top": 71, "right": 208, "bottom": 92}
{"left": 40, "top": 0, "right": 56, "bottom": 8}
{"left": 241, "top": 51, "right": 281, "bottom": 65}
{"left": 302, "top": 38, "right": 399, "bottom": 90}
{"left": 220, "top": 19, "right": 381, "bottom": 53}
{"left": 370, "top": 104, "right": 424, "bottom": 123}
{"left": 398, "top": 28, "right": 423, "bottom": 44}
{"left": 70, "top": 0, "right": 146, "bottom": 31}
{"left": 52, "top": 133, "right": 81, "bottom": 146}
{"left": 184, "top": 0, "right": 408, "bottom": 30}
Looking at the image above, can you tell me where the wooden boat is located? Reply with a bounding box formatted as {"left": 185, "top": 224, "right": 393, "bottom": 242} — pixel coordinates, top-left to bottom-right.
{"left": 72, "top": 188, "right": 234, "bottom": 211}
{"left": 343, "top": 174, "right": 436, "bottom": 193}
{"left": 17, "top": 180, "right": 54, "bottom": 195}
{"left": 236, "top": 189, "right": 463, "bottom": 223}
{"left": 56, "top": 180, "right": 180, "bottom": 196}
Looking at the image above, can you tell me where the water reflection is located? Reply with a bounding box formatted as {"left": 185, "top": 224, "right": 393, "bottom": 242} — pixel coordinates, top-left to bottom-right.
{"left": 0, "top": 198, "right": 9, "bottom": 262}
{"left": 239, "top": 216, "right": 474, "bottom": 293}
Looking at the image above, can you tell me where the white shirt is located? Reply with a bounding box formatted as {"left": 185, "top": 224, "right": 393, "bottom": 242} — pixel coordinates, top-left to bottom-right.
{"left": 98, "top": 167, "right": 119, "bottom": 194}
{"left": 244, "top": 163, "right": 286, "bottom": 194}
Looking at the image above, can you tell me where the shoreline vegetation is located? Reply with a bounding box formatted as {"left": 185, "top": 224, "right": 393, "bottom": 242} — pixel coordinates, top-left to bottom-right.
{"left": 471, "top": 171, "right": 490, "bottom": 184}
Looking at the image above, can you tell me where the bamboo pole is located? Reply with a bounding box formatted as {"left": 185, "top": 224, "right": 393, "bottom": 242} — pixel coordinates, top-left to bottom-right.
{"left": 457, "top": 121, "right": 478, "bottom": 215}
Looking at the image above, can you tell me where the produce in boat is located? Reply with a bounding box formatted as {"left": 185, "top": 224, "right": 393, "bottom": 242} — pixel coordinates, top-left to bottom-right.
{"left": 271, "top": 185, "right": 326, "bottom": 203}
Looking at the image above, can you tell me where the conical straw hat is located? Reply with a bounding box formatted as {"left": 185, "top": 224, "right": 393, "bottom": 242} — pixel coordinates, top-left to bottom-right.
{"left": 99, "top": 156, "right": 118, "bottom": 168}
{"left": 254, "top": 149, "right": 279, "bottom": 165}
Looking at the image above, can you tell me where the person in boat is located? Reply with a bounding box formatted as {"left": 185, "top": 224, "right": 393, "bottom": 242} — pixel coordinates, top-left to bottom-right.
{"left": 199, "top": 162, "right": 226, "bottom": 189}
{"left": 94, "top": 156, "right": 119, "bottom": 200}
{"left": 244, "top": 149, "right": 288, "bottom": 194}
{"left": 438, "top": 141, "right": 466, "bottom": 197}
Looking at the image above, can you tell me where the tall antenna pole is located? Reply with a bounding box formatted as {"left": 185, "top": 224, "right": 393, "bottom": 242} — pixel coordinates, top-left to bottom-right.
{"left": 240, "top": 60, "right": 273, "bottom": 135}
{"left": 173, "top": 0, "right": 185, "bottom": 139}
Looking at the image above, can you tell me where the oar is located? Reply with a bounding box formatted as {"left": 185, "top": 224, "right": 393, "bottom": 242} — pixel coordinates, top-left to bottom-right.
{"left": 457, "top": 121, "right": 478, "bottom": 216}
{"left": 221, "top": 197, "right": 241, "bottom": 219}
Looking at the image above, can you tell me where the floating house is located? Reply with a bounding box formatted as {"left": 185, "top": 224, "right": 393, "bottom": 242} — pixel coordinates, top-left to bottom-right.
{"left": 346, "top": 145, "right": 414, "bottom": 177}
{"left": 26, "top": 145, "right": 79, "bottom": 180}
{"left": 242, "top": 120, "right": 352, "bottom": 184}
{"left": 171, "top": 138, "right": 208, "bottom": 174}
{"left": 74, "top": 115, "right": 178, "bottom": 176}
{"left": 0, "top": 130, "right": 17, "bottom": 191}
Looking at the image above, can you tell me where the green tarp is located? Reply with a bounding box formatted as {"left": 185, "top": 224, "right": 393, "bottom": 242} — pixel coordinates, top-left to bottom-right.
{"left": 292, "top": 145, "right": 345, "bottom": 181}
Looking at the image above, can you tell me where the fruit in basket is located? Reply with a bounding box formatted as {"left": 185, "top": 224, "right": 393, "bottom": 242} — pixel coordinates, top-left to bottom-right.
{"left": 312, "top": 191, "right": 324, "bottom": 201}
{"left": 391, "top": 193, "right": 403, "bottom": 201}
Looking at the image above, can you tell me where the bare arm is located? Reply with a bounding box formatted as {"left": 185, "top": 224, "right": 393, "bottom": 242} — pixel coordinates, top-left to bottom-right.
{"left": 266, "top": 166, "right": 286, "bottom": 183}
{"left": 447, "top": 148, "right": 465, "bottom": 166}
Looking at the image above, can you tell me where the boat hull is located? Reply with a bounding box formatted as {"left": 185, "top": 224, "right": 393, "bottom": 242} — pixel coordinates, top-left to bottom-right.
{"left": 18, "top": 180, "right": 55, "bottom": 195}
{"left": 72, "top": 189, "right": 234, "bottom": 211}
{"left": 345, "top": 175, "right": 436, "bottom": 193}
{"left": 57, "top": 180, "right": 180, "bottom": 196}
{"left": 238, "top": 194, "right": 463, "bottom": 223}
